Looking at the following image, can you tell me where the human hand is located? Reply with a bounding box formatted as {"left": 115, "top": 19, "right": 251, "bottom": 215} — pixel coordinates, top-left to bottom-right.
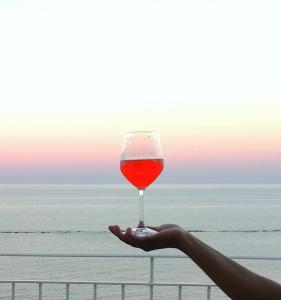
{"left": 108, "top": 224, "right": 185, "bottom": 252}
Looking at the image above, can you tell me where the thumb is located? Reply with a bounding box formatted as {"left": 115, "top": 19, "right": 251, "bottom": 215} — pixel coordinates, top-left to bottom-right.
{"left": 146, "top": 225, "right": 160, "bottom": 232}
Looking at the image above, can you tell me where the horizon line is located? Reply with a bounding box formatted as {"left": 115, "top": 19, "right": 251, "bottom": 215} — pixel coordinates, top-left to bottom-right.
{"left": 0, "top": 183, "right": 281, "bottom": 186}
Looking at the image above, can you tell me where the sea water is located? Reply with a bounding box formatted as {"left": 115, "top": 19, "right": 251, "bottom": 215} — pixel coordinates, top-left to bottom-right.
{"left": 0, "top": 184, "right": 280, "bottom": 299}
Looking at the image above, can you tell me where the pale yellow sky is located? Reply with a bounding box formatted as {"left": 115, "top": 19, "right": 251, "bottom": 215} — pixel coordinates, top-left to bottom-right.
{"left": 0, "top": 0, "right": 280, "bottom": 183}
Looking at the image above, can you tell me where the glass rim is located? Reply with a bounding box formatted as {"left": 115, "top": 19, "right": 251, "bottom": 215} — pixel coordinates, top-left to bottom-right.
{"left": 127, "top": 130, "right": 158, "bottom": 134}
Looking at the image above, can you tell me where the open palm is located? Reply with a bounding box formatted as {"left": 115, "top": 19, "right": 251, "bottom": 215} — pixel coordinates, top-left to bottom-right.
{"left": 108, "top": 224, "right": 184, "bottom": 251}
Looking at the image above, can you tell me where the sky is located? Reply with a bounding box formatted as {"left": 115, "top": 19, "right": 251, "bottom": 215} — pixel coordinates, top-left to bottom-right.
{"left": 0, "top": 0, "right": 281, "bottom": 184}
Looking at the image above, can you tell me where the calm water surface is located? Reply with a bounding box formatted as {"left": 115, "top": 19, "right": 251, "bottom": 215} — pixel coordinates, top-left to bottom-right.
{"left": 0, "top": 184, "right": 280, "bottom": 299}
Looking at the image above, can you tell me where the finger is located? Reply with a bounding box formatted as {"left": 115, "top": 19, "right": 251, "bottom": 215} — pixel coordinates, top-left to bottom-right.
{"left": 146, "top": 225, "right": 160, "bottom": 232}
{"left": 114, "top": 225, "right": 125, "bottom": 238}
{"left": 125, "top": 227, "right": 133, "bottom": 236}
{"left": 109, "top": 225, "right": 155, "bottom": 250}
{"left": 124, "top": 228, "right": 141, "bottom": 244}
{"left": 124, "top": 228, "right": 151, "bottom": 248}
{"left": 158, "top": 224, "right": 180, "bottom": 231}
{"left": 108, "top": 225, "right": 123, "bottom": 237}
{"left": 108, "top": 225, "right": 116, "bottom": 235}
{"left": 108, "top": 225, "right": 115, "bottom": 233}
{"left": 123, "top": 229, "right": 145, "bottom": 248}
{"left": 110, "top": 225, "right": 119, "bottom": 235}
{"left": 129, "top": 232, "right": 156, "bottom": 248}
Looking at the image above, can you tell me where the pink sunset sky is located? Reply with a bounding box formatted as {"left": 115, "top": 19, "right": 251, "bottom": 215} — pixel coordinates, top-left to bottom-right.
{"left": 0, "top": 0, "right": 281, "bottom": 183}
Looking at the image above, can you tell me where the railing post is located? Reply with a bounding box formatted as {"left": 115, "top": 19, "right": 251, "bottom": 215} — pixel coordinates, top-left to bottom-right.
{"left": 39, "top": 282, "right": 42, "bottom": 300}
{"left": 178, "top": 285, "right": 182, "bottom": 300}
{"left": 12, "top": 282, "right": 15, "bottom": 300}
{"left": 121, "top": 284, "right": 125, "bottom": 300}
{"left": 149, "top": 257, "right": 154, "bottom": 300}
{"left": 207, "top": 286, "right": 211, "bottom": 300}
{"left": 66, "top": 283, "right": 70, "bottom": 300}
{"left": 93, "top": 283, "right": 97, "bottom": 300}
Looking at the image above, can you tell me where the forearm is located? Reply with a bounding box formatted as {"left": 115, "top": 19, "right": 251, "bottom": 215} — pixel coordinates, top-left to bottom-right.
{"left": 177, "top": 230, "right": 281, "bottom": 300}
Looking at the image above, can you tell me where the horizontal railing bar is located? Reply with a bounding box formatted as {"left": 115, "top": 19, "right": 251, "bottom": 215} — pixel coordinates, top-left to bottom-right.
{"left": 230, "top": 256, "right": 281, "bottom": 260}
{"left": 0, "top": 253, "right": 280, "bottom": 260}
{"left": 0, "top": 253, "right": 158, "bottom": 258}
{"left": 0, "top": 280, "right": 216, "bottom": 287}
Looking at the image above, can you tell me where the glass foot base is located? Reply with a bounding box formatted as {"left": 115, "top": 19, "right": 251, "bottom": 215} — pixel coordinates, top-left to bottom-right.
{"left": 132, "top": 227, "right": 157, "bottom": 237}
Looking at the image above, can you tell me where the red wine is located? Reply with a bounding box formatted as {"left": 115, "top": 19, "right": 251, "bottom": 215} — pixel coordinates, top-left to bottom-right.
{"left": 120, "top": 159, "right": 164, "bottom": 190}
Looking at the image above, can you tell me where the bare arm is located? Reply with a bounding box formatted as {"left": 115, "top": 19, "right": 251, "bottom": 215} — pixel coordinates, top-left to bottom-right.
{"left": 108, "top": 224, "right": 281, "bottom": 300}
{"left": 179, "top": 229, "right": 281, "bottom": 300}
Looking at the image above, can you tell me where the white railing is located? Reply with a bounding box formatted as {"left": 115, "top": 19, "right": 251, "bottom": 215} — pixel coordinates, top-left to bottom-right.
{"left": 0, "top": 253, "right": 280, "bottom": 300}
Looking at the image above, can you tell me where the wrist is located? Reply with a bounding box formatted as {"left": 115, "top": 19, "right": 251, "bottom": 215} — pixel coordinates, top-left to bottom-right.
{"left": 176, "top": 229, "right": 194, "bottom": 252}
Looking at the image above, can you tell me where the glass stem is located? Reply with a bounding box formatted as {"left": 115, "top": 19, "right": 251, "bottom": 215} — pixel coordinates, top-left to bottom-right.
{"left": 138, "top": 189, "right": 145, "bottom": 227}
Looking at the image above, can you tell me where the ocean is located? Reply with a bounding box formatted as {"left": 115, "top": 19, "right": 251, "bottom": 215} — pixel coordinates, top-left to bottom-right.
{"left": 0, "top": 184, "right": 280, "bottom": 299}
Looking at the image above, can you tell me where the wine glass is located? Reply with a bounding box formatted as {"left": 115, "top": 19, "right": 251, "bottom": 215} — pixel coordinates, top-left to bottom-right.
{"left": 120, "top": 131, "right": 164, "bottom": 236}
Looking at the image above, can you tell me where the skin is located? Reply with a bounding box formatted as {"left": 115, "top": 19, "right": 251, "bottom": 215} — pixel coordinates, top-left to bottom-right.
{"left": 108, "top": 224, "right": 281, "bottom": 300}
